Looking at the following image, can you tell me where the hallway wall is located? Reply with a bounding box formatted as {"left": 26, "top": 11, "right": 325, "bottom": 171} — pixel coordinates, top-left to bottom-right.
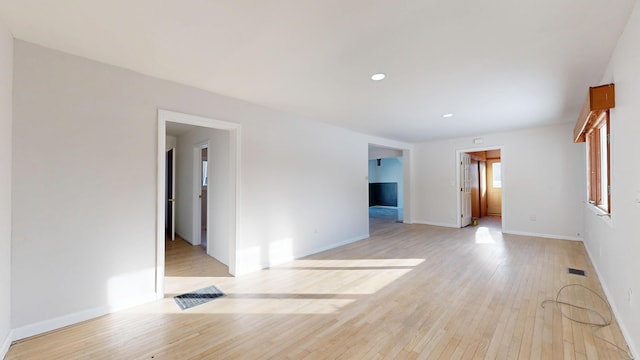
{"left": 0, "top": 19, "right": 13, "bottom": 358}
{"left": 174, "top": 126, "right": 231, "bottom": 265}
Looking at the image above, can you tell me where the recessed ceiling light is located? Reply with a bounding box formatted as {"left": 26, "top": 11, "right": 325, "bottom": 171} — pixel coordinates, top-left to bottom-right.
{"left": 371, "top": 73, "right": 386, "bottom": 81}
{"left": 443, "top": 113, "right": 454, "bottom": 118}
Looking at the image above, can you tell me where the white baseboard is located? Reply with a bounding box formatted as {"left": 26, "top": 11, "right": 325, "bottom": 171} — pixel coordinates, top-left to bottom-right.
{"left": 260, "top": 234, "right": 371, "bottom": 274}
{"left": 234, "top": 234, "right": 371, "bottom": 276}
{"left": 12, "top": 306, "right": 108, "bottom": 341}
{"left": 302, "top": 234, "right": 370, "bottom": 258}
{"left": 501, "top": 229, "right": 582, "bottom": 241}
{"left": 175, "top": 232, "right": 193, "bottom": 245}
{"left": 583, "top": 242, "right": 639, "bottom": 359}
{"left": 412, "top": 220, "right": 458, "bottom": 228}
{"left": 12, "top": 293, "right": 157, "bottom": 341}
{"left": 1, "top": 330, "right": 12, "bottom": 359}
{"left": 401, "top": 222, "right": 583, "bottom": 242}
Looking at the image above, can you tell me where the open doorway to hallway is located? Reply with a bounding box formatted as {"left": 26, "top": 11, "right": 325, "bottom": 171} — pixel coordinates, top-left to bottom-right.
{"left": 165, "top": 122, "right": 226, "bottom": 267}
{"left": 460, "top": 148, "right": 502, "bottom": 228}
{"left": 157, "top": 110, "right": 240, "bottom": 298}
{"left": 164, "top": 122, "right": 231, "bottom": 297}
{"left": 367, "top": 144, "right": 406, "bottom": 227}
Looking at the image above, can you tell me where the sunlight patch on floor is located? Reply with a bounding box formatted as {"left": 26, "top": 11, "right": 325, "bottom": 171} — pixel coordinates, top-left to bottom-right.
{"left": 156, "top": 265, "right": 416, "bottom": 315}
{"left": 180, "top": 298, "right": 354, "bottom": 315}
{"left": 155, "top": 257, "right": 423, "bottom": 316}
{"left": 127, "top": 295, "right": 356, "bottom": 315}
{"left": 283, "top": 258, "right": 425, "bottom": 268}
{"left": 475, "top": 227, "right": 497, "bottom": 244}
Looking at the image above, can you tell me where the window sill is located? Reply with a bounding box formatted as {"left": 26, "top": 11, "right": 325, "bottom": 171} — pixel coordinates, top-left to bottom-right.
{"left": 587, "top": 202, "right": 613, "bottom": 227}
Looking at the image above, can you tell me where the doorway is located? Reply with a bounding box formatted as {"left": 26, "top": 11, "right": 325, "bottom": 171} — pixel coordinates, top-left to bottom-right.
{"left": 458, "top": 148, "right": 502, "bottom": 228}
{"left": 367, "top": 144, "right": 411, "bottom": 228}
{"left": 156, "top": 110, "right": 241, "bottom": 297}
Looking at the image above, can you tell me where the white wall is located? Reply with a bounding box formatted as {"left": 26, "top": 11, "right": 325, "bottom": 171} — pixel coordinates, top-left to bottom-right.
{"left": 413, "top": 122, "right": 585, "bottom": 239}
{"left": 11, "top": 40, "right": 410, "bottom": 337}
{"left": 583, "top": 1, "right": 640, "bottom": 356}
{"left": 368, "top": 157, "right": 404, "bottom": 209}
{"left": 174, "top": 126, "right": 231, "bottom": 266}
{"left": 206, "top": 129, "right": 231, "bottom": 265}
{"left": 0, "top": 21, "right": 12, "bottom": 358}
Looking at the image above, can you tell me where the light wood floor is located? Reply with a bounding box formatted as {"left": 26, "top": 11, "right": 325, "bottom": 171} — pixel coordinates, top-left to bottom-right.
{"left": 6, "top": 219, "right": 632, "bottom": 359}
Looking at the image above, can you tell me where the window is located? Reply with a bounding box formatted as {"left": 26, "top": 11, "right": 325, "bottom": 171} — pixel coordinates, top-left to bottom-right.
{"left": 573, "top": 83, "right": 614, "bottom": 214}
{"left": 202, "top": 161, "right": 208, "bottom": 186}
{"left": 586, "top": 111, "right": 610, "bottom": 213}
{"left": 492, "top": 162, "right": 502, "bottom": 188}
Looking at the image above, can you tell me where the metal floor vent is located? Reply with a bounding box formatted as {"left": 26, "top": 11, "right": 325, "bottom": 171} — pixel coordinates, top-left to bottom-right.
{"left": 568, "top": 268, "right": 586, "bottom": 276}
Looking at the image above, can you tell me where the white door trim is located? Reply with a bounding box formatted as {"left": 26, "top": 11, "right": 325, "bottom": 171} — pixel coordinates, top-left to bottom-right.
{"left": 169, "top": 147, "right": 176, "bottom": 240}
{"left": 460, "top": 153, "right": 472, "bottom": 227}
{"left": 157, "top": 110, "right": 241, "bottom": 298}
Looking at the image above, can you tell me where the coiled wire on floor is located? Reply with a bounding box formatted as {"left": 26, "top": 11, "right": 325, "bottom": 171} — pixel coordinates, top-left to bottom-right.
{"left": 541, "top": 284, "right": 634, "bottom": 359}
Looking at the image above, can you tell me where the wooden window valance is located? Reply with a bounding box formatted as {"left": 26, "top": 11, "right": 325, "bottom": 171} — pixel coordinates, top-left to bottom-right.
{"left": 573, "top": 84, "right": 615, "bottom": 143}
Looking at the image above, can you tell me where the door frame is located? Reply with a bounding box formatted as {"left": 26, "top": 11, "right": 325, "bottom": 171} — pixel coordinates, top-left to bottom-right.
{"left": 455, "top": 146, "right": 504, "bottom": 228}
{"left": 167, "top": 147, "right": 176, "bottom": 240}
{"left": 157, "top": 110, "right": 241, "bottom": 297}
{"left": 193, "top": 141, "right": 209, "bottom": 247}
{"left": 460, "top": 153, "right": 472, "bottom": 227}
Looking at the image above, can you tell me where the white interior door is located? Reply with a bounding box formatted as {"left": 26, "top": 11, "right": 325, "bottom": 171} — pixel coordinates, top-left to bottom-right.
{"left": 461, "top": 153, "right": 472, "bottom": 227}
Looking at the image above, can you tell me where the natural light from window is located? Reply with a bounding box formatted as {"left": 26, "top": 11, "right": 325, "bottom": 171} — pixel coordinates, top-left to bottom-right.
{"left": 154, "top": 258, "right": 426, "bottom": 315}
{"left": 269, "top": 238, "right": 294, "bottom": 265}
{"left": 288, "top": 259, "right": 424, "bottom": 268}
{"left": 599, "top": 123, "right": 608, "bottom": 211}
{"left": 492, "top": 162, "right": 502, "bottom": 188}
{"left": 475, "top": 227, "right": 496, "bottom": 244}
{"left": 202, "top": 161, "right": 208, "bottom": 186}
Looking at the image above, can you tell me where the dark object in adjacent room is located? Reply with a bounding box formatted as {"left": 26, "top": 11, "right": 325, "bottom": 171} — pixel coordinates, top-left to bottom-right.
{"left": 369, "top": 182, "right": 398, "bottom": 207}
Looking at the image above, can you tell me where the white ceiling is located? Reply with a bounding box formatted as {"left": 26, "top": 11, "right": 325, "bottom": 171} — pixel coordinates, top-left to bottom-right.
{"left": 0, "top": 0, "right": 635, "bottom": 143}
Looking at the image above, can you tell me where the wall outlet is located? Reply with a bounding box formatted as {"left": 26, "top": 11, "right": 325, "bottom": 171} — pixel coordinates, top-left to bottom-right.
{"left": 529, "top": 215, "right": 536, "bottom": 221}
{"left": 628, "top": 288, "right": 633, "bottom": 304}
